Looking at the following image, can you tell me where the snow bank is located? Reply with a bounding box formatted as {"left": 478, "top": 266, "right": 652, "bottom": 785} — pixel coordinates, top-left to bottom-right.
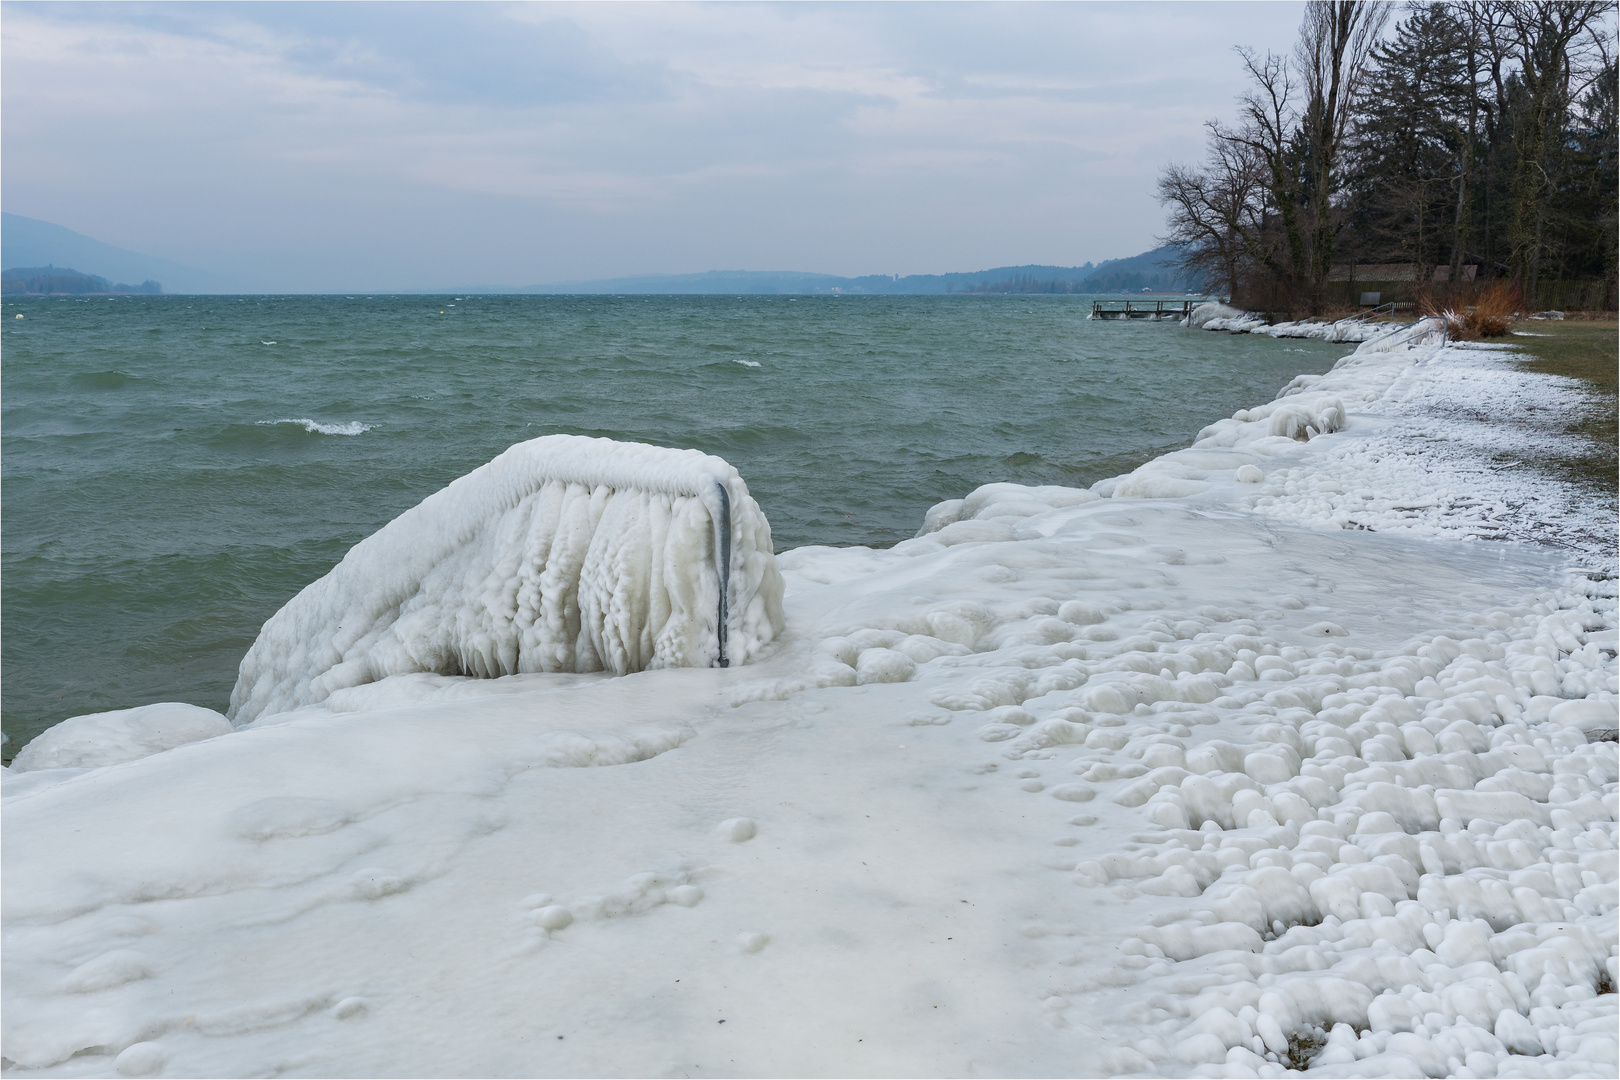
{"left": 228, "top": 435, "right": 784, "bottom": 723}
{"left": 4, "top": 342, "right": 1613, "bottom": 1079}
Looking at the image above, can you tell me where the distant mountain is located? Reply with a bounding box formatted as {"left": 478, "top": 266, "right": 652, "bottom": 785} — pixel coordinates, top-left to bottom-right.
{"left": 1078, "top": 245, "right": 1206, "bottom": 294}
{"left": 0, "top": 213, "right": 1204, "bottom": 296}
{"left": 522, "top": 263, "right": 1101, "bottom": 295}
{"left": 2, "top": 265, "right": 162, "bottom": 296}
{"left": 2, "top": 213, "right": 241, "bottom": 294}
{"left": 522, "top": 251, "right": 1209, "bottom": 296}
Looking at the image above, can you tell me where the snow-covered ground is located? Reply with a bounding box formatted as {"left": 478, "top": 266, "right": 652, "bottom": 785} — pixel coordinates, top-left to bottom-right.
{"left": 4, "top": 337, "right": 1615, "bottom": 1079}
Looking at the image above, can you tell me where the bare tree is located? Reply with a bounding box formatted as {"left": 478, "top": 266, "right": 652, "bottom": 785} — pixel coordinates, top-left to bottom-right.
{"left": 1296, "top": 1, "right": 1392, "bottom": 307}
{"left": 1156, "top": 128, "right": 1269, "bottom": 297}
{"left": 1230, "top": 48, "right": 1307, "bottom": 302}
{"left": 1497, "top": 0, "right": 1614, "bottom": 295}
{"left": 1162, "top": 1, "right": 1391, "bottom": 314}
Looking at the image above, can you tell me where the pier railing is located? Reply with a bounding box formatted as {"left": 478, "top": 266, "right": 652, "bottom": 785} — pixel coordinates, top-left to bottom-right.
{"left": 1342, "top": 301, "right": 1399, "bottom": 325}
{"left": 1090, "top": 299, "right": 1201, "bottom": 321}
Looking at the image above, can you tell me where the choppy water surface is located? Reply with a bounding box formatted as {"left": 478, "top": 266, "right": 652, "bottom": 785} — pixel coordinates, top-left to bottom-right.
{"left": 2, "top": 294, "right": 1346, "bottom": 753}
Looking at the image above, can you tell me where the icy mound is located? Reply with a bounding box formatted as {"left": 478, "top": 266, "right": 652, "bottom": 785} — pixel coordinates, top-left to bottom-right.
{"left": 229, "top": 435, "right": 785, "bottom": 724}
{"left": 10, "top": 703, "right": 231, "bottom": 773}
{"left": 914, "top": 481, "right": 1101, "bottom": 543}
{"left": 1192, "top": 299, "right": 1250, "bottom": 330}
{"left": 1353, "top": 315, "right": 1448, "bottom": 353}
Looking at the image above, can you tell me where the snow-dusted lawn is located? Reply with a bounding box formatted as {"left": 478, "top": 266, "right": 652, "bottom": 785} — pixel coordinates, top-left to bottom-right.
{"left": 4, "top": 339, "right": 1615, "bottom": 1078}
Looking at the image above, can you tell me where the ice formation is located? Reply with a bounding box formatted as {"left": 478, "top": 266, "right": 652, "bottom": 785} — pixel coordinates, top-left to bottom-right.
{"left": 1185, "top": 302, "right": 1430, "bottom": 345}
{"left": 228, "top": 435, "right": 785, "bottom": 723}
{"left": 3, "top": 337, "right": 1614, "bottom": 1078}
{"left": 7, "top": 704, "right": 230, "bottom": 776}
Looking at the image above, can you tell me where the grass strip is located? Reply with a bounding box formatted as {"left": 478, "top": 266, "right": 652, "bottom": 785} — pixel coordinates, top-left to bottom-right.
{"left": 1510, "top": 319, "right": 1617, "bottom": 496}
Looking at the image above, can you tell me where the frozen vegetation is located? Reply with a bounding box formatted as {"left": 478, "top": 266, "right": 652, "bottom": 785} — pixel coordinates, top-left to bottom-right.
{"left": 1187, "top": 301, "right": 1404, "bottom": 345}
{"left": 3, "top": 335, "right": 1615, "bottom": 1078}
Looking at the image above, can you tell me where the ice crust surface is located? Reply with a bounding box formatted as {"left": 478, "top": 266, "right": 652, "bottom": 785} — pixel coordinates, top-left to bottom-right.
{"left": 3, "top": 343, "right": 1615, "bottom": 1078}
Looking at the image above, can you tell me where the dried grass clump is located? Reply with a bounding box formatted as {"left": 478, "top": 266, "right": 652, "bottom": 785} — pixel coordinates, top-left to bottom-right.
{"left": 1421, "top": 281, "right": 1523, "bottom": 339}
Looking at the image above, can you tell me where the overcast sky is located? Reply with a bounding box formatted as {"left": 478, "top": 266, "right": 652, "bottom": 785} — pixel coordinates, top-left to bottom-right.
{"left": 2, "top": 1, "right": 1308, "bottom": 291}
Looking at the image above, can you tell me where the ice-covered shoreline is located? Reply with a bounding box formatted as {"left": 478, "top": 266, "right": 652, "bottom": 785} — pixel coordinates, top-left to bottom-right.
{"left": 1186, "top": 301, "right": 1407, "bottom": 345}
{"left": 3, "top": 336, "right": 1615, "bottom": 1079}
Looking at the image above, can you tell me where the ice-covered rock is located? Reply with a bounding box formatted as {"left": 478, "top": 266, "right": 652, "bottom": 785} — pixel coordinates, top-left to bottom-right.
{"left": 1187, "top": 302, "right": 1253, "bottom": 331}
{"left": 229, "top": 435, "right": 785, "bottom": 723}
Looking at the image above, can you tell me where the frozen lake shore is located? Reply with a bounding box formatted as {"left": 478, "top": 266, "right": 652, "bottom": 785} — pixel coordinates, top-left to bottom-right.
{"left": 3, "top": 335, "right": 1615, "bottom": 1078}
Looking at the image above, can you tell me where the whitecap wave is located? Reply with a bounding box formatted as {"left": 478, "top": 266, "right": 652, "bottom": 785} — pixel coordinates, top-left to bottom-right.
{"left": 733, "top": 359, "right": 762, "bottom": 368}
{"left": 258, "top": 418, "right": 371, "bottom": 436}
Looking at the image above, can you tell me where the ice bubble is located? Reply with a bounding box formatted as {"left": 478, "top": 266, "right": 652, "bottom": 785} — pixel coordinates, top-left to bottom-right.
{"left": 1435, "top": 920, "right": 1493, "bottom": 967}
{"left": 895, "top": 635, "right": 963, "bottom": 664}
{"left": 332, "top": 997, "right": 369, "bottom": 1020}
{"left": 1175, "top": 1031, "right": 1229, "bottom": 1064}
{"left": 1255, "top": 1011, "right": 1289, "bottom": 1054}
{"left": 61, "top": 950, "right": 153, "bottom": 993}
{"left": 855, "top": 648, "right": 917, "bottom": 684}
{"left": 1384, "top": 1032, "right": 1446, "bottom": 1076}
{"left": 846, "top": 628, "right": 902, "bottom": 651}
{"left": 1355, "top": 811, "right": 1403, "bottom": 835}
{"left": 113, "top": 1043, "right": 165, "bottom": 1077}
{"left": 1140, "top": 743, "right": 1185, "bottom": 769}
{"left": 816, "top": 637, "right": 858, "bottom": 666}
{"left": 719, "top": 818, "right": 757, "bottom": 842}
{"left": 533, "top": 906, "right": 574, "bottom": 931}
{"left": 1076, "top": 685, "right": 1133, "bottom": 715}
{"left": 813, "top": 664, "right": 858, "bottom": 688}
{"left": 988, "top": 705, "right": 1036, "bottom": 727}
{"left": 352, "top": 870, "right": 409, "bottom": 900}
{"left": 1057, "top": 601, "right": 1107, "bottom": 626}
{"left": 1548, "top": 697, "right": 1617, "bottom": 736}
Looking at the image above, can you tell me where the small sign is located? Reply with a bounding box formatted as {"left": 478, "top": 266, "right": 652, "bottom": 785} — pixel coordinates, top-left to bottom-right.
{"left": 1359, "top": 292, "right": 1381, "bottom": 307}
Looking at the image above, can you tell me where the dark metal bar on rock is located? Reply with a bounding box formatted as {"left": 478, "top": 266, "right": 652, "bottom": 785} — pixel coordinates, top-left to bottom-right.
{"left": 715, "top": 479, "right": 731, "bottom": 668}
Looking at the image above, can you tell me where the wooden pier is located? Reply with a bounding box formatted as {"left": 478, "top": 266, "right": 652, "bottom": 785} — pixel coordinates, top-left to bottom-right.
{"left": 1090, "top": 299, "right": 1201, "bottom": 320}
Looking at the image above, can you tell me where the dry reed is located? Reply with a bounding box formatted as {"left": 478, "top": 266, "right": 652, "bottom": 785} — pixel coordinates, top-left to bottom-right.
{"left": 1420, "top": 281, "right": 1523, "bottom": 339}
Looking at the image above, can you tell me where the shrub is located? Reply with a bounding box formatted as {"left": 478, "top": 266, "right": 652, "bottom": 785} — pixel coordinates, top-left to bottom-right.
{"left": 1419, "top": 280, "right": 1523, "bottom": 339}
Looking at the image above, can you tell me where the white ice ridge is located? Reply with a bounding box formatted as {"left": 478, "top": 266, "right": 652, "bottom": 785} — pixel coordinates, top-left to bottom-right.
{"left": 228, "top": 435, "right": 785, "bottom": 723}
{"left": 1185, "top": 302, "right": 1441, "bottom": 346}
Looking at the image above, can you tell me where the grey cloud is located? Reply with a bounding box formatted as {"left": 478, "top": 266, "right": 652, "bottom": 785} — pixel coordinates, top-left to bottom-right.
{"left": 2, "top": 1, "right": 1311, "bottom": 291}
{"left": 8, "top": 1, "right": 670, "bottom": 106}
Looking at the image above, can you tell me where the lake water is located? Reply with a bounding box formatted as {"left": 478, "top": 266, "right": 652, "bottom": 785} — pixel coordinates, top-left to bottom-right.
{"left": 1, "top": 294, "right": 1347, "bottom": 756}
